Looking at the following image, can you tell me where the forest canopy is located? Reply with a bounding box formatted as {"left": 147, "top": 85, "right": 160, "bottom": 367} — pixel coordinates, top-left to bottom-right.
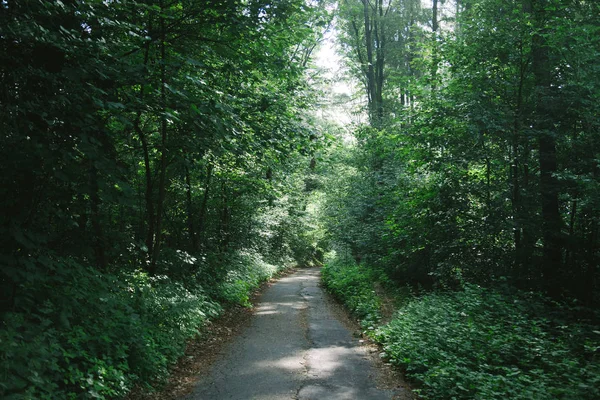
{"left": 1, "top": 0, "right": 600, "bottom": 398}
{"left": 320, "top": 0, "right": 600, "bottom": 398}
{"left": 329, "top": 0, "right": 600, "bottom": 300}
{"left": 1, "top": 0, "right": 331, "bottom": 397}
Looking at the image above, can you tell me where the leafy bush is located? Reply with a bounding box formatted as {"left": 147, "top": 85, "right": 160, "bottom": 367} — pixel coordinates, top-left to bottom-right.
{"left": 0, "top": 255, "right": 221, "bottom": 399}
{"left": 374, "top": 285, "right": 600, "bottom": 400}
{"left": 214, "top": 251, "right": 286, "bottom": 307}
{"left": 0, "top": 247, "right": 293, "bottom": 399}
{"left": 321, "top": 255, "right": 382, "bottom": 328}
{"left": 121, "top": 271, "right": 222, "bottom": 384}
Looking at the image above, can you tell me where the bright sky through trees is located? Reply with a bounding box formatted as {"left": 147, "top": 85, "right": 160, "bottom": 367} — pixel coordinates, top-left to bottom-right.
{"left": 314, "top": 26, "right": 363, "bottom": 126}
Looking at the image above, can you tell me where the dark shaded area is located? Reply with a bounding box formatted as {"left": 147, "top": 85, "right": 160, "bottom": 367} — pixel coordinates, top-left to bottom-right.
{"left": 0, "top": 0, "right": 331, "bottom": 398}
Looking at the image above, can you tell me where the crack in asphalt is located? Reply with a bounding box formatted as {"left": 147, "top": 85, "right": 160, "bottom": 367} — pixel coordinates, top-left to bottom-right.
{"left": 184, "top": 268, "right": 402, "bottom": 400}
{"left": 293, "top": 281, "right": 311, "bottom": 400}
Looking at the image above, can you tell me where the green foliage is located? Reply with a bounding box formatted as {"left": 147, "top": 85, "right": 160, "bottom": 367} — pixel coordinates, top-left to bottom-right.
{"left": 328, "top": 0, "right": 600, "bottom": 301}
{"left": 374, "top": 286, "right": 600, "bottom": 400}
{"left": 321, "top": 253, "right": 382, "bottom": 328}
{"left": 326, "top": 0, "right": 600, "bottom": 398}
{"left": 0, "top": 0, "right": 331, "bottom": 397}
{"left": 214, "top": 251, "right": 285, "bottom": 307}
{"left": 0, "top": 256, "right": 221, "bottom": 399}
{"left": 320, "top": 253, "right": 600, "bottom": 399}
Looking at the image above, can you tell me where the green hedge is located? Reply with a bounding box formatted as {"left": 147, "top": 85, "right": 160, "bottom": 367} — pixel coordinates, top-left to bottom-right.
{"left": 0, "top": 258, "right": 221, "bottom": 399}
{"left": 214, "top": 251, "right": 285, "bottom": 307}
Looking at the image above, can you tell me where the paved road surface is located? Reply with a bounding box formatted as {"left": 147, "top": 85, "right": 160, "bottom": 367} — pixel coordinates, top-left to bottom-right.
{"left": 185, "top": 268, "right": 407, "bottom": 400}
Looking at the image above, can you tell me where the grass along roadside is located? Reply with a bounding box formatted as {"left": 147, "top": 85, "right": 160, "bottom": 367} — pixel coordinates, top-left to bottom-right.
{"left": 321, "top": 254, "right": 600, "bottom": 400}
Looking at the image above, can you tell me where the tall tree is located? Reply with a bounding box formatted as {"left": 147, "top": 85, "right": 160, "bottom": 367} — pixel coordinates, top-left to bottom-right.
{"left": 338, "top": 0, "right": 424, "bottom": 126}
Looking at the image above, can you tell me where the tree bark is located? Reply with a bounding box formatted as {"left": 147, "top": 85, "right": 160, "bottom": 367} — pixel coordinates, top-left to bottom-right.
{"left": 89, "top": 164, "right": 106, "bottom": 270}
{"left": 137, "top": 126, "right": 154, "bottom": 257}
{"left": 197, "top": 163, "right": 213, "bottom": 250}
{"left": 219, "top": 180, "right": 230, "bottom": 254}
{"left": 185, "top": 164, "right": 197, "bottom": 251}
{"left": 529, "top": 0, "right": 563, "bottom": 293}
{"left": 374, "top": 0, "right": 385, "bottom": 122}
{"left": 362, "top": 0, "right": 376, "bottom": 125}
{"left": 133, "top": 16, "right": 154, "bottom": 261}
{"left": 150, "top": 1, "right": 168, "bottom": 273}
{"left": 431, "top": 0, "right": 439, "bottom": 91}
{"left": 512, "top": 37, "right": 526, "bottom": 269}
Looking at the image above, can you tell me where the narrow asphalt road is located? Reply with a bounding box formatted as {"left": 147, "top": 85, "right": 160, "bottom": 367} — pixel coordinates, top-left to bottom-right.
{"left": 184, "top": 268, "right": 410, "bottom": 400}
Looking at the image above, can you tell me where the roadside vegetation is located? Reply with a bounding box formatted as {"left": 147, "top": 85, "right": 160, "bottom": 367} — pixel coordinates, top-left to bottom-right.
{"left": 1, "top": 251, "right": 289, "bottom": 399}
{"left": 321, "top": 0, "right": 600, "bottom": 398}
{"left": 322, "top": 255, "right": 600, "bottom": 399}
{"left": 3, "top": 0, "right": 600, "bottom": 398}
{"left": 0, "top": 1, "right": 330, "bottom": 398}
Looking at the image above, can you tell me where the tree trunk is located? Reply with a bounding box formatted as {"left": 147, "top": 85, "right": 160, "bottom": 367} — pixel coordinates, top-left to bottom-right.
{"left": 197, "top": 163, "right": 213, "bottom": 250}
{"left": 585, "top": 158, "right": 599, "bottom": 304}
{"left": 150, "top": 2, "right": 168, "bottom": 273}
{"left": 362, "top": 0, "right": 377, "bottom": 125}
{"left": 89, "top": 164, "right": 106, "bottom": 270}
{"left": 138, "top": 126, "right": 154, "bottom": 257}
{"left": 374, "top": 0, "right": 385, "bottom": 122}
{"left": 565, "top": 199, "right": 577, "bottom": 267}
{"left": 431, "top": 0, "right": 439, "bottom": 91}
{"left": 219, "top": 180, "right": 230, "bottom": 254}
{"left": 512, "top": 39, "right": 526, "bottom": 270}
{"left": 185, "top": 164, "right": 197, "bottom": 251}
{"left": 529, "top": 0, "right": 563, "bottom": 293}
{"left": 133, "top": 15, "right": 154, "bottom": 263}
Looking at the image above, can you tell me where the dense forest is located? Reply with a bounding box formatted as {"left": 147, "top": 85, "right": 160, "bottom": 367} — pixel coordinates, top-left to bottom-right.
{"left": 1, "top": 0, "right": 599, "bottom": 399}
{"left": 321, "top": 0, "right": 600, "bottom": 398}
{"left": 1, "top": 0, "right": 330, "bottom": 397}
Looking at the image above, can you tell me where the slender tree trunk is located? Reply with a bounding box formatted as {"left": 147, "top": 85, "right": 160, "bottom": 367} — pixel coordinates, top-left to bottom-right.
{"left": 150, "top": 1, "right": 168, "bottom": 273}
{"left": 219, "top": 180, "right": 230, "bottom": 254}
{"left": 512, "top": 145, "right": 521, "bottom": 253}
{"left": 512, "top": 40, "right": 525, "bottom": 269}
{"left": 406, "top": 14, "right": 416, "bottom": 112}
{"left": 485, "top": 156, "right": 491, "bottom": 208}
{"left": 521, "top": 139, "right": 535, "bottom": 269}
{"left": 89, "top": 164, "right": 106, "bottom": 270}
{"left": 432, "top": 0, "right": 439, "bottom": 32}
{"left": 77, "top": 193, "right": 89, "bottom": 237}
{"left": 133, "top": 17, "right": 154, "bottom": 261}
{"left": 197, "top": 163, "right": 213, "bottom": 250}
{"left": 565, "top": 199, "right": 577, "bottom": 267}
{"left": 185, "top": 164, "right": 197, "bottom": 251}
{"left": 529, "top": 0, "right": 563, "bottom": 293}
{"left": 138, "top": 127, "right": 154, "bottom": 257}
{"left": 431, "top": 0, "right": 439, "bottom": 91}
{"left": 126, "top": 6, "right": 152, "bottom": 256}
{"left": 374, "top": 0, "right": 385, "bottom": 121}
{"left": 585, "top": 159, "right": 599, "bottom": 303}
{"left": 362, "top": 0, "right": 376, "bottom": 125}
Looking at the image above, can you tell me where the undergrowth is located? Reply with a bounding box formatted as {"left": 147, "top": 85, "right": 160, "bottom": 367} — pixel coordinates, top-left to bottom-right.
{"left": 0, "top": 250, "right": 288, "bottom": 399}
{"left": 213, "top": 251, "right": 283, "bottom": 307}
{"left": 321, "top": 254, "right": 600, "bottom": 400}
{"left": 321, "top": 256, "right": 382, "bottom": 329}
